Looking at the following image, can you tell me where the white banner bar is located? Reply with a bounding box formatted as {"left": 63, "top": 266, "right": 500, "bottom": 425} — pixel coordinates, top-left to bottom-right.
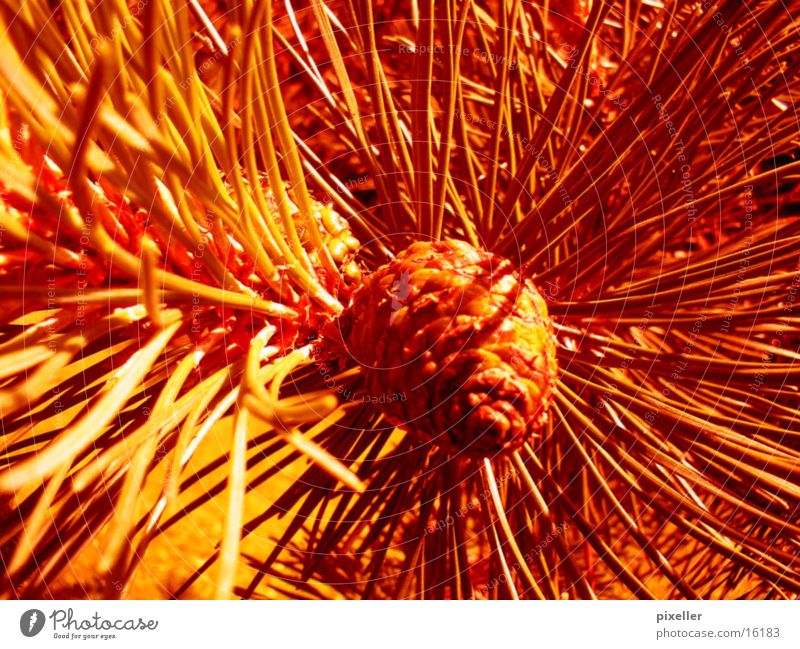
{"left": 1, "top": 600, "right": 797, "bottom": 648}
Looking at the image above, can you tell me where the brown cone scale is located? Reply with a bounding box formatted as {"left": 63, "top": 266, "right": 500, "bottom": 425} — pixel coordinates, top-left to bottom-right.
{"left": 325, "top": 239, "right": 558, "bottom": 457}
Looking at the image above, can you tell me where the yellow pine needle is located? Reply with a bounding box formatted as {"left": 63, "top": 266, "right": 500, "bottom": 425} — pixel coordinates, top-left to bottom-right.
{"left": 116, "top": 365, "right": 232, "bottom": 594}
{"left": 0, "top": 309, "right": 153, "bottom": 421}
{"left": 0, "top": 347, "right": 78, "bottom": 419}
{"left": 0, "top": 205, "right": 82, "bottom": 266}
{"left": 261, "top": 0, "right": 340, "bottom": 281}
{"left": 67, "top": 42, "right": 292, "bottom": 320}
{"left": 6, "top": 463, "right": 71, "bottom": 578}
{"left": 141, "top": 238, "right": 164, "bottom": 327}
{"left": 188, "top": 0, "right": 228, "bottom": 54}
{"left": 213, "top": 326, "right": 279, "bottom": 599}
{"left": 101, "top": 349, "right": 202, "bottom": 575}
{"left": 154, "top": 176, "right": 240, "bottom": 291}
{"left": 216, "top": 25, "right": 340, "bottom": 312}
{"left": 241, "top": 334, "right": 364, "bottom": 493}
{"left": 0, "top": 314, "right": 182, "bottom": 493}
{"left": 0, "top": 345, "right": 54, "bottom": 382}
{"left": 72, "top": 356, "right": 226, "bottom": 495}
{"left": 482, "top": 459, "right": 545, "bottom": 599}
{"left": 157, "top": 378, "right": 227, "bottom": 509}
{"left": 215, "top": 398, "right": 250, "bottom": 600}
{"left": 488, "top": 522, "right": 520, "bottom": 600}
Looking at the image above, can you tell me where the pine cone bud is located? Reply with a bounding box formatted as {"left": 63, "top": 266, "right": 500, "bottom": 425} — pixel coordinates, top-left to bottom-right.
{"left": 326, "top": 239, "right": 558, "bottom": 457}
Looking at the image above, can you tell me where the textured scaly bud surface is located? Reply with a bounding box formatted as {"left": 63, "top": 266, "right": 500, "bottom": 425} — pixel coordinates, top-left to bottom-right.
{"left": 326, "top": 239, "right": 558, "bottom": 457}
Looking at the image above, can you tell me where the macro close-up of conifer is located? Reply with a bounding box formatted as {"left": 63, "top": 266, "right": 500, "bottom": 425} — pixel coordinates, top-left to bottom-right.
{"left": 0, "top": 0, "right": 799, "bottom": 600}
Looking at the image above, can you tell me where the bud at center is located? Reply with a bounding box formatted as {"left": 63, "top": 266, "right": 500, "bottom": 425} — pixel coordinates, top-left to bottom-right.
{"left": 328, "top": 239, "right": 558, "bottom": 457}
